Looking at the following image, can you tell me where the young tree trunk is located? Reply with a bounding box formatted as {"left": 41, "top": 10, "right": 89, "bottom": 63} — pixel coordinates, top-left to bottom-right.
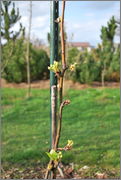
{"left": 101, "top": 70, "right": 105, "bottom": 87}
{"left": 101, "top": 62, "right": 106, "bottom": 87}
{"left": 45, "top": 1, "right": 67, "bottom": 179}
{"left": 26, "top": 1, "right": 32, "bottom": 97}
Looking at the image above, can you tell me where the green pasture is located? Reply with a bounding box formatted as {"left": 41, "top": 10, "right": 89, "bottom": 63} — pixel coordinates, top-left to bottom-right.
{"left": 2, "top": 87, "right": 120, "bottom": 172}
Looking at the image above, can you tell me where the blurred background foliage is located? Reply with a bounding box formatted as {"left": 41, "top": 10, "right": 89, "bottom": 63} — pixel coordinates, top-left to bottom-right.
{"left": 1, "top": 1, "right": 120, "bottom": 84}
{"left": 2, "top": 39, "right": 49, "bottom": 83}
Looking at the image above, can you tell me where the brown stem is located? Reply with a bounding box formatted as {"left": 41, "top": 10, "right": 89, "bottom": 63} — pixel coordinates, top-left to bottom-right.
{"left": 51, "top": 168, "right": 57, "bottom": 179}
{"left": 45, "top": 169, "right": 50, "bottom": 179}
{"left": 45, "top": 101, "right": 64, "bottom": 178}
{"left": 54, "top": 100, "right": 70, "bottom": 149}
{"left": 57, "top": 164, "right": 64, "bottom": 178}
{"left": 45, "top": 0, "right": 66, "bottom": 178}
{"left": 44, "top": 160, "right": 53, "bottom": 179}
{"left": 60, "top": 0, "right": 66, "bottom": 69}
{"left": 59, "top": 76, "right": 63, "bottom": 105}
{"left": 54, "top": 102, "right": 64, "bottom": 149}
{"left": 53, "top": 0, "right": 66, "bottom": 150}
{"left": 45, "top": 159, "right": 58, "bottom": 179}
{"left": 58, "top": 68, "right": 67, "bottom": 105}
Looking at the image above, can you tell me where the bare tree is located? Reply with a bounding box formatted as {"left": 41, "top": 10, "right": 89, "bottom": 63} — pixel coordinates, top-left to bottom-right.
{"left": 31, "top": 36, "right": 44, "bottom": 47}
{"left": 116, "top": 18, "right": 120, "bottom": 37}
{"left": 115, "top": 11, "right": 120, "bottom": 37}
{"left": 26, "top": 1, "right": 32, "bottom": 97}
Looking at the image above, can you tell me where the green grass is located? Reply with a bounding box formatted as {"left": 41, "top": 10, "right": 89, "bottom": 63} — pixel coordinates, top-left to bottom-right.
{"left": 2, "top": 87, "right": 120, "bottom": 171}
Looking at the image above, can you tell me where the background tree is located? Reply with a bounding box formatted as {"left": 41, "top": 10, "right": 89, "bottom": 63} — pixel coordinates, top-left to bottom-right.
{"left": 2, "top": 40, "right": 49, "bottom": 83}
{"left": 75, "top": 50, "right": 99, "bottom": 84}
{"left": 107, "top": 45, "right": 120, "bottom": 82}
{"left": 97, "top": 16, "right": 117, "bottom": 86}
{"left": 31, "top": 37, "right": 44, "bottom": 48}
{"left": 66, "top": 47, "right": 79, "bottom": 80}
{"left": 116, "top": 19, "right": 120, "bottom": 36}
{"left": 115, "top": 12, "right": 120, "bottom": 37}
{"left": 1, "top": 0, "right": 24, "bottom": 73}
{"left": 1, "top": 0, "right": 24, "bottom": 42}
{"left": 66, "top": 17, "right": 119, "bottom": 85}
{"left": 26, "top": 1, "right": 32, "bottom": 97}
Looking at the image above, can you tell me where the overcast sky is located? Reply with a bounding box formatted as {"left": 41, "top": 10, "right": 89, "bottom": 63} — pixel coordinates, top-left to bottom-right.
{"left": 13, "top": 1, "right": 120, "bottom": 46}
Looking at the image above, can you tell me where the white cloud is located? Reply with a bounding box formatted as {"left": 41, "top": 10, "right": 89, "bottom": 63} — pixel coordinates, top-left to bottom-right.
{"left": 16, "top": 1, "right": 50, "bottom": 17}
{"left": 66, "top": 4, "right": 120, "bottom": 46}
{"left": 66, "top": 15, "right": 117, "bottom": 46}
{"left": 12, "top": 1, "right": 50, "bottom": 43}
{"left": 32, "top": 15, "right": 49, "bottom": 30}
{"left": 7, "top": 1, "right": 120, "bottom": 46}
{"left": 85, "top": 1, "right": 119, "bottom": 11}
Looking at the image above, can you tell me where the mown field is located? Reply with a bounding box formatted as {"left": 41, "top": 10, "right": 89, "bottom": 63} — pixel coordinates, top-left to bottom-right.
{"left": 1, "top": 87, "right": 120, "bottom": 177}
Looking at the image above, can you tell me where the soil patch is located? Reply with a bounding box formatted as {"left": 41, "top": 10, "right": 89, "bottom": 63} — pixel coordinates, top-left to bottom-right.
{"left": 1, "top": 79, "right": 120, "bottom": 90}
{"left": 1, "top": 164, "right": 119, "bottom": 179}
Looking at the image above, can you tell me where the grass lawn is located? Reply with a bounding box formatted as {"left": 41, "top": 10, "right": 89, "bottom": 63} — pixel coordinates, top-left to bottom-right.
{"left": 2, "top": 87, "right": 120, "bottom": 173}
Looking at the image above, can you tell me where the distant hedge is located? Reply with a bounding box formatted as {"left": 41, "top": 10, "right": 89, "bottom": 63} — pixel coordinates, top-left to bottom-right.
{"left": 66, "top": 47, "right": 120, "bottom": 84}
{"left": 2, "top": 39, "right": 49, "bottom": 83}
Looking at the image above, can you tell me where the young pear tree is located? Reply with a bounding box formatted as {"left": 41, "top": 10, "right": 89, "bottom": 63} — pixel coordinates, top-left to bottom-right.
{"left": 45, "top": 1, "right": 75, "bottom": 179}
{"left": 1, "top": 0, "right": 24, "bottom": 73}
{"left": 96, "top": 16, "right": 117, "bottom": 86}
